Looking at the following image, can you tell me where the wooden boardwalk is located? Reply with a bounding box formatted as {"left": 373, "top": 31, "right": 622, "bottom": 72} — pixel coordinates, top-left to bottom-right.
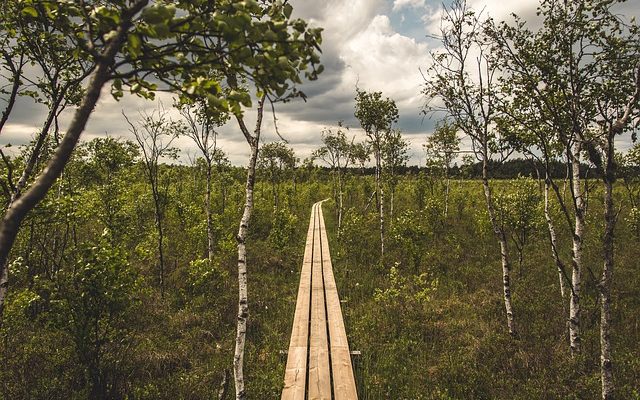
{"left": 281, "top": 201, "right": 358, "bottom": 400}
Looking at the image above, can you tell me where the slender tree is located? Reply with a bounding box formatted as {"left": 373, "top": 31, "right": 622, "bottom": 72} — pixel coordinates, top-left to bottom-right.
{"left": 231, "top": 95, "right": 265, "bottom": 400}
{"left": 179, "top": 101, "right": 228, "bottom": 262}
{"left": 124, "top": 109, "right": 181, "bottom": 297}
{"left": 424, "top": 121, "right": 461, "bottom": 218}
{"left": 258, "top": 141, "right": 297, "bottom": 210}
{"left": 313, "top": 122, "right": 353, "bottom": 231}
{"left": 382, "top": 129, "right": 410, "bottom": 218}
{"left": 354, "top": 89, "right": 399, "bottom": 258}
{"left": 586, "top": 64, "right": 640, "bottom": 400}
{"left": 423, "top": 0, "right": 517, "bottom": 336}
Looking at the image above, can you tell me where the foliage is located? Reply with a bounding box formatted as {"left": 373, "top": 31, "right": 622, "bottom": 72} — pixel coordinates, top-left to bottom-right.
{"left": 258, "top": 141, "right": 298, "bottom": 209}
{"left": 424, "top": 121, "right": 461, "bottom": 177}
{"left": 382, "top": 129, "right": 410, "bottom": 189}
{"left": 354, "top": 89, "right": 399, "bottom": 138}
{"left": 494, "top": 178, "right": 544, "bottom": 269}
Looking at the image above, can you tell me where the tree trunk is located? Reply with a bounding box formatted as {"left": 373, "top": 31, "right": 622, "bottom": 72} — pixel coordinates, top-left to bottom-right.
{"left": 444, "top": 176, "right": 451, "bottom": 219}
{"left": 206, "top": 162, "right": 214, "bottom": 262}
{"left": 233, "top": 141, "right": 258, "bottom": 400}
{"left": 569, "top": 143, "right": 585, "bottom": 355}
{"left": 233, "top": 97, "right": 264, "bottom": 400}
{"left": 596, "top": 65, "right": 640, "bottom": 398}
{"left": 218, "top": 369, "right": 230, "bottom": 400}
{"left": 272, "top": 179, "right": 277, "bottom": 210}
{"left": 153, "top": 189, "right": 166, "bottom": 298}
{"left": 375, "top": 146, "right": 385, "bottom": 258}
{"left": 0, "top": 265, "right": 7, "bottom": 317}
{"left": 544, "top": 176, "right": 567, "bottom": 299}
{"left": 600, "top": 174, "right": 614, "bottom": 400}
{"left": 482, "top": 155, "right": 516, "bottom": 337}
{"left": 390, "top": 186, "right": 395, "bottom": 219}
{"left": 0, "top": 3, "right": 148, "bottom": 316}
{"left": 337, "top": 170, "right": 344, "bottom": 232}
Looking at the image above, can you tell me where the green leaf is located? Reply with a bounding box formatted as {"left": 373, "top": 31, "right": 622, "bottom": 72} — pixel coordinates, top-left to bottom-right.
{"left": 21, "top": 6, "right": 38, "bottom": 17}
{"left": 283, "top": 3, "right": 293, "bottom": 19}
{"left": 127, "top": 34, "right": 142, "bottom": 56}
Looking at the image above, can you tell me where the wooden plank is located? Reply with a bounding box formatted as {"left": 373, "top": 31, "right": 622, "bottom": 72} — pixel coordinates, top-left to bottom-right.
{"left": 281, "top": 204, "right": 317, "bottom": 400}
{"left": 318, "top": 204, "right": 358, "bottom": 400}
{"left": 307, "top": 204, "right": 332, "bottom": 400}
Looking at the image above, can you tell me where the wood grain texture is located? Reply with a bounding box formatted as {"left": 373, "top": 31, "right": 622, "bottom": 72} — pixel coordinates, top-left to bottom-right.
{"left": 281, "top": 204, "right": 316, "bottom": 400}
{"left": 318, "top": 204, "right": 358, "bottom": 400}
{"left": 308, "top": 204, "right": 331, "bottom": 399}
{"left": 282, "top": 201, "right": 357, "bottom": 400}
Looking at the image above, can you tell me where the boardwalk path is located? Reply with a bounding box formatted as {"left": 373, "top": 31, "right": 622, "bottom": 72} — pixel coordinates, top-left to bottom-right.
{"left": 281, "top": 201, "right": 358, "bottom": 400}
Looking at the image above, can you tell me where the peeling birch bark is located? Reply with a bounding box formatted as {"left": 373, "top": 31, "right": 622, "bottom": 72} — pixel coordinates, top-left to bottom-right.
{"left": 569, "top": 143, "right": 585, "bottom": 355}
{"left": 544, "top": 176, "right": 567, "bottom": 299}
{"left": 597, "top": 64, "right": 639, "bottom": 399}
{"left": 232, "top": 96, "right": 265, "bottom": 400}
{"left": 600, "top": 178, "right": 614, "bottom": 400}
{"left": 375, "top": 149, "right": 385, "bottom": 258}
{"left": 482, "top": 157, "right": 516, "bottom": 337}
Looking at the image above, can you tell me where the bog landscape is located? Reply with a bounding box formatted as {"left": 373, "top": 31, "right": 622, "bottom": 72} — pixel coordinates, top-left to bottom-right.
{"left": 0, "top": 0, "right": 639, "bottom": 399}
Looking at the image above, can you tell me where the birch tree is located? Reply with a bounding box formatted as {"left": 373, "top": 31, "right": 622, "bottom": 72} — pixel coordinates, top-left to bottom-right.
{"left": 258, "top": 141, "right": 297, "bottom": 210}
{"left": 230, "top": 95, "right": 264, "bottom": 400}
{"left": 124, "top": 109, "right": 181, "bottom": 297}
{"left": 487, "top": 7, "right": 590, "bottom": 353}
{"left": 424, "top": 121, "right": 461, "bottom": 218}
{"left": 313, "top": 122, "right": 353, "bottom": 231}
{"left": 354, "top": 89, "right": 399, "bottom": 259}
{"left": 487, "top": 0, "right": 639, "bottom": 395}
{"left": 423, "top": 0, "right": 517, "bottom": 336}
{"left": 218, "top": 3, "right": 323, "bottom": 396}
{"left": 179, "top": 101, "right": 228, "bottom": 262}
{"left": 592, "top": 65, "right": 640, "bottom": 400}
{"left": 0, "top": 0, "right": 92, "bottom": 313}
{"left": 382, "top": 129, "right": 410, "bottom": 218}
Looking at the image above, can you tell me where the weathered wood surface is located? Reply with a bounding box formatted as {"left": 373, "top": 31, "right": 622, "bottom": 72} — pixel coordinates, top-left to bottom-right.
{"left": 281, "top": 201, "right": 358, "bottom": 400}
{"left": 318, "top": 205, "right": 358, "bottom": 400}
{"left": 282, "top": 204, "right": 317, "bottom": 399}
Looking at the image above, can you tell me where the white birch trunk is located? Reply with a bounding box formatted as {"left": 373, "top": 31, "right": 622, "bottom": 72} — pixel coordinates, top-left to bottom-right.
{"left": 233, "top": 97, "right": 264, "bottom": 400}
{"left": 206, "top": 163, "right": 214, "bottom": 262}
{"left": 544, "top": 176, "right": 567, "bottom": 299}
{"left": 597, "top": 68, "right": 640, "bottom": 398}
{"left": 482, "top": 156, "right": 516, "bottom": 336}
{"left": 375, "top": 148, "right": 385, "bottom": 258}
{"left": 569, "top": 143, "right": 585, "bottom": 355}
{"left": 444, "top": 176, "right": 450, "bottom": 219}
{"left": 337, "top": 171, "right": 344, "bottom": 232}
{"left": 600, "top": 177, "right": 614, "bottom": 400}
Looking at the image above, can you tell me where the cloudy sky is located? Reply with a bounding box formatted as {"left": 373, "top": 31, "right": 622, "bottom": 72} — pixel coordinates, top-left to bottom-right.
{"left": 2, "top": 0, "right": 639, "bottom": 165}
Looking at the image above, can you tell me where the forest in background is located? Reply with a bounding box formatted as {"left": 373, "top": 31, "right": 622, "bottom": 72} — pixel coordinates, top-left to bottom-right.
{"left": 1, "top": 0, "right": 640, "bottom": 399}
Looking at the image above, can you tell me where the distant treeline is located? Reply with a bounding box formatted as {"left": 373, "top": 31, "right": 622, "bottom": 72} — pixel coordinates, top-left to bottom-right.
{"left": 313, "top": 158, "right": 640, "bottom": 179}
